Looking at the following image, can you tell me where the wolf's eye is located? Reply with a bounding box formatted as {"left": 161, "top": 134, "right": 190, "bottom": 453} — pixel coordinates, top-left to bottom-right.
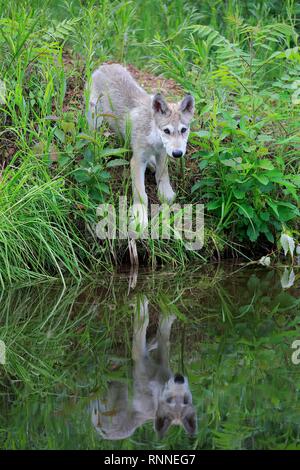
{"left": 181, "top": 127, "right": 187, "bottom": 134}
{"left": 166, "top": 397, "right": 173, "bottom": 404}
{"left": 164, "top": 128, "right": 171, "bottom": 135}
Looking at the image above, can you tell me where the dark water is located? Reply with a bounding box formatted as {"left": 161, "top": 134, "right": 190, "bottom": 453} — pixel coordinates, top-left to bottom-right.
{"left": 0, "top": 263, "right": 299, "bottom": 450}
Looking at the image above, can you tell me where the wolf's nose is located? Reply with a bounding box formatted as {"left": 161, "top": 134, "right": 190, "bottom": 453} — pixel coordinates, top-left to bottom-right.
{"left": 174, "top": 373, "right": 185, "bottom": 384}
{"left": 172, "top": 150, "right": 183, "bottom": 158}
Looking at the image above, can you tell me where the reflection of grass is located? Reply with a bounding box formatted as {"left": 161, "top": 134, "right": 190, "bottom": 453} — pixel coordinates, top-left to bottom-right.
{"left": 0, "top": 267, "right": 299, "bottom": 449}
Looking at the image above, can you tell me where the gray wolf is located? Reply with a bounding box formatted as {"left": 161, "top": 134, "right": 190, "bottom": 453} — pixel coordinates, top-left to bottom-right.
{"left": 91, "top": 296, "right": 197, "bottom": 439}
{"left": 88, "top": 64, "right": 195, "bottom": 230}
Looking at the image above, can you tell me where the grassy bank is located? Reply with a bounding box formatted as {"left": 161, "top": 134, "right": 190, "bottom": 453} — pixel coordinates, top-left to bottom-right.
{"left": 0, "top": 0, "right": 300, "bottom": 284}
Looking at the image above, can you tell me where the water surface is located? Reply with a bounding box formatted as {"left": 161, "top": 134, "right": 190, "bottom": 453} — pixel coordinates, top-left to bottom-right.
{"left": 0, "top": 263, "right": 299, "bottom": 449}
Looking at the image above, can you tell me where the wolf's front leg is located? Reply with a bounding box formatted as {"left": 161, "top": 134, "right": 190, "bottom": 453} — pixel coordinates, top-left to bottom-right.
{"left": 155, "top": 314, "right": 177, "bottom": 366}
{"left": 132, "top": 295, "right": 149, "bottom": 361}
{"left": 87, "top": 75, "right": 103, "bottom": 130}
{"left": 155, "top": 153, "right": 176, "bottom": 204}
{"left": 129, "top": 156, "right": 148, "bottom": 233}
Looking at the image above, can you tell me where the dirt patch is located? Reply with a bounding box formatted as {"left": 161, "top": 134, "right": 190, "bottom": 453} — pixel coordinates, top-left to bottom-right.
{"left": 0, "top": 130, "right": 18, "bottom": 168}
{"left": 63, "top": 74, "right": 84, "bottom": 113}
{"left": 125, "top": 63, "right": 183, "bottom": 97}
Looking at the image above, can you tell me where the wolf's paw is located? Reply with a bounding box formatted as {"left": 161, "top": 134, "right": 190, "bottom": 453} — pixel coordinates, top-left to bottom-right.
{"left": 160, "top": 314, "right": 177, "bottom": 328}
{"left": 158, "top": 183, "right": 176, "bottom": 204}
{"left": 128, "top": 203, "right": 148, "bottom": 238}
{"left": 159, "top": 314, "right": 177, "bottom": 337}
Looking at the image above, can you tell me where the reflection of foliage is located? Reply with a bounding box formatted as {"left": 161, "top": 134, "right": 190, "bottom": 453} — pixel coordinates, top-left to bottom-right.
{"left": 0, "top": 267, "right": 299, "bottom": 449}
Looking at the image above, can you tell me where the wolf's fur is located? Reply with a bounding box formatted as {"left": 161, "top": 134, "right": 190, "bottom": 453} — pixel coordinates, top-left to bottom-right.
{"left": 91, "top": 296, "right": 197, "bottom": 440}
{"left": 88, "top": 64, "right": 195, "bottom": 229}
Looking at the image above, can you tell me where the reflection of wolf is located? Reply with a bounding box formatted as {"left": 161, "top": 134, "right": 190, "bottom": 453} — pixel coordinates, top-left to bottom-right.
{"left": 91, "top": 296, "right": 196, "bottom": 439}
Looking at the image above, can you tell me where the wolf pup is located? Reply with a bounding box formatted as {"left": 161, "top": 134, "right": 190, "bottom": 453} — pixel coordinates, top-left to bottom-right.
{"left": 91, "top": 295, "right": 197, "bottom": 439}
{"left": 88, "top": 64, "right": 195, "bottom": 230}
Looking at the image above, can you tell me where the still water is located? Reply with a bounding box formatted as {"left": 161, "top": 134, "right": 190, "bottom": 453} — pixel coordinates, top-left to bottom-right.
{"left": 0, "top": 263, "right": 299, "bottom": 449}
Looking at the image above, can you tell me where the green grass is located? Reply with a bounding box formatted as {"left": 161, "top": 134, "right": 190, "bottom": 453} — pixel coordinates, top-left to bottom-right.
{"left": 0, "top": 0, "right": 300, "bottom": 283}
{"left": 0, "top": 266, "right": 299, "bottom": 449}
{"left": 0, "top": 153, "right": 113, "bottom": 286}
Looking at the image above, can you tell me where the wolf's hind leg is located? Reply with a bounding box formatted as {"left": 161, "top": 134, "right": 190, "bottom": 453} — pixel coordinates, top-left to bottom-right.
{"left": 87, "top": 72, "right": 104, "bottom": 130}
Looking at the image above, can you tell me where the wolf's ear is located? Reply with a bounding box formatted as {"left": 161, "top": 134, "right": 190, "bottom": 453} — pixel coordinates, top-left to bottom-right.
{"left": 179, "top": 94, "right": 195, "bottom": 118}
{"left": 153, "top": 93, "right": 170, "bottom": 115}
{"left": 155, "top": 414, "right": 171, "bottom": 438}
{"left": 182, "top": 410, "right": 197, "bottom": 436}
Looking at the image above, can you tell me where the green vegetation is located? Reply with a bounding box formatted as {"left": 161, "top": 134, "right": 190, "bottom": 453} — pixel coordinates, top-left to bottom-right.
{"left": 0, "top": 266, "right": 299, "bottom": 449}
{"left": 0, "top": 0, "right": 300, "bottom": 283}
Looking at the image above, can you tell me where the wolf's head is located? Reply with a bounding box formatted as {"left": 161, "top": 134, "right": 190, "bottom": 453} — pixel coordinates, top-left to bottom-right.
{"left": 152, "top": 93, "right": 195, "bottom": 158}
{"left": 154, "top": 373, "right": 197, "bottom": 438}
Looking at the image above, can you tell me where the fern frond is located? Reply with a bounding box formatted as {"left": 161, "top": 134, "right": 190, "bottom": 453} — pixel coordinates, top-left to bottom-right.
{"left": 42, "top": 18, "right": 81, "bottom": 43}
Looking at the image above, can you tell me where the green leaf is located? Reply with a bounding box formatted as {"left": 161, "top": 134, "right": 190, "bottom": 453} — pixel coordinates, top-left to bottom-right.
{"left": 74, "top": 169, "right": 91, "bottom": 183}
{"left": 237, "top": 203, "right": 254, "bottom": 219}
{"left": 99, "top": 171, "right": 111, "bottom": 180}
{"left": 265, "top": 230, "right": 274, "bottom": 243}
{"left": 253, "top": 174, "right": 269, "bottom": 185}
{"left": 267, "top": 170, "right": 284, "bottom": 182}
{"left": 58, "top": 154, "right": 70, "bottom": 166}
{"left": 277, "top": 205, "right": 299, "bottom": 222}
{"left": 257, "top": 160, "right": 274, "bottom": 170}
{"left": 220, "top": 158, "right": 242, "bottom": 168}
{"left": 199, "top": 160, "right": 209, "bottom": 170}
{"left": 267, "top": 199, "right": 279, "bottom": 218}
{"left": 99, "top": 148, "right": 128, "bottom": 158}
{"left": 207, "top": 199, "right": 222, "bottom": 210}
{"left": 193, "top": 130, "right": 210, "bottom": 138}
{"left": 54, "top": 128, "right": 65, "bottom": 143}
{"left": 247, "top": 224, "right": 258, "bottom": 241}
{"left": 97, "top": 182, "right": 111, "bottom": 195}
{"left": 191, "top": 181, "right": 202, "bottom": 193}
{"left": 83, "top": 148, "right": 94, "bottom": 162}
{"left": 61, "top": 121, "right": 75, "bottom": 135}
{"left": 89, "top": 188, "right": 105, "bottom": 203}
{"left": 75, "top": 139, "right": 88, "bottom": 150}
{"left": 232, "top": 188, "right": 245, "bottom": 199}
{"left": 260, "top": 212, "right": 270, "bottom": 222}
{"left": 78, "top": 133, "right": 100, "bottom": 145}
{"left": 107, "top": 159, "right": 129, "bottom": 168}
